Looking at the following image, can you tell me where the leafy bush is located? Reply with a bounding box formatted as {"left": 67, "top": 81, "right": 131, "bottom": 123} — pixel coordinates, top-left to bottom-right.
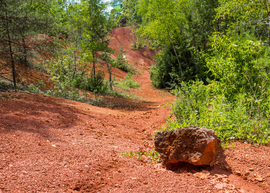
{"left": 46, "top": 88, "right": 86, "bottom": 102}
{"left": 48, "top": 52, "right": 111, "bottom": 97}
{"left": 114, "top": 73, "right": 140, "bottom": 90}
{"left": 112, "top": 44, "right": 135, "bottom": 73}
{"left": 164, "top": 81, "right": 270, "bottom": 144}
{"left": 0, "top": 81, "right": 14, "bottom": 91}
{"left": 205, "top": 32, "right": 270, "bottom": 100}
{"left": 79, "top": 71, "right": 110, "bottom": 94}
{"left": 150, "top": 44, "right": 209, "bottom": 89}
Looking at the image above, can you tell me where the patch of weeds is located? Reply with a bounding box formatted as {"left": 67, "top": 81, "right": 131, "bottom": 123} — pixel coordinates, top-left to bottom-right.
{"left": 28, "top": 81, "right": 46, "bottom": 93}
{"left": 46, "top": 88, "right": 87, "bottom": 102}
{"left": 28, "top": 83, "right": 42, "bottom": 93}
{"left": 0, "top": 80, "right": 14, "bottom": 92}
{"left": 113, "top": 91, "right": 140, "bottom": 99}
{"left": 114, "top": 73, "right": 141, "bottom": 90}
{"left": 221, "top": 141, "right": 235, "bottom": 148}
{"left": 121, "top": 150, "right": 161, "bottom": 163}
{"left": 0, "top": 80, "right": 29, "bottom": 92}
{"left": 131, "top": 42, "right": 144, "bottom": 50}
{"left": 78, "top": 71, "right": 110, "bottom": 94}
{"left": 89, "top": 97, "right": 107, "bottom": 106}
{"left": 112, "top": 44, "right": 136, "bottom": 74}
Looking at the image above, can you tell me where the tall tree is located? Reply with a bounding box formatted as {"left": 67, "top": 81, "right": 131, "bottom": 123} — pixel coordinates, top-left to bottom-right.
{"left": 122, "top": 0, "right": 141, "bottom": 47}
{"left": 80, "top": 0, "right": 111, "bottom": 79}
{"left": 0, "top": 0, "right": 55, "bottom": 90}
{"left": 135, "top": 0, "right": 218, "bottom": 88}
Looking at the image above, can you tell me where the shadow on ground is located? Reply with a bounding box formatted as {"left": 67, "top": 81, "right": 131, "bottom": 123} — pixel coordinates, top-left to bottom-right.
{"left": 101, "top": 96, "right": 158, "bottom": 112}
{"left": 0, "top": 92, "right": 86, "bottom": 139}
{"left": 165, "top": 149, "right": 232, "bottom": 176}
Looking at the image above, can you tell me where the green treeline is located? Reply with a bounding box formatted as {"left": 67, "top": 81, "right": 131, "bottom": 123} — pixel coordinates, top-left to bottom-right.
{"left": 125, "top": 0, "right": 270, "bottom": 143}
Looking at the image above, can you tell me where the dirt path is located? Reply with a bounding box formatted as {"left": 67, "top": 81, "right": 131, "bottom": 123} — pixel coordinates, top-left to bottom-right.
{"left": 0, "top": 27, "right": 269, "bottom": 193}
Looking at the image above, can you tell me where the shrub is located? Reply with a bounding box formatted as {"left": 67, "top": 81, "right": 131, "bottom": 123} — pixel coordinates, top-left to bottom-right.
{"left": 112, "top": 44, "right": 135, "bottom": 73}
{"left": 205, "top": 32, "right": 270, "bottom": 100}
{"left": 164, "top": 81, "right": 270, "bottom": 144}
{"left": 150, "top": 44, "right": 209, "bottom": 89}
{"left": 48, "top": 52, "right": 111, "bottom": 97}
{"left": 114, "top": 73, "right": 140, "bottom": 90}
{"left": 0, "top": 81, "right": 14, "bottom": 91}
{"left": 80, "top": 71, "right": 110, "bottom": 94}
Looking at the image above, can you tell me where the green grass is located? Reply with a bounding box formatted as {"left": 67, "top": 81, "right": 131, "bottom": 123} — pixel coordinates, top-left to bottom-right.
{"left": 114, "top": 73, "right": 141, "bottom": 90}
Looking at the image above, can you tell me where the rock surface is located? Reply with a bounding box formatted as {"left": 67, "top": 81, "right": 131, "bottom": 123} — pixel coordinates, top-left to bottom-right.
{"left": 154, "top": 126, "right": 220, "bottom": 166}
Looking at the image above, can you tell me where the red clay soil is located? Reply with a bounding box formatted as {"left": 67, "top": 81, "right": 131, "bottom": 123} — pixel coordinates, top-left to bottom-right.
{"left": 0, "top": 27, "right": 270, "bottom": 193}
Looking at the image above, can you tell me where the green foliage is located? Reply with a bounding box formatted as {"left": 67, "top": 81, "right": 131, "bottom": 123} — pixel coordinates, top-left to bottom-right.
{"left": 112, "top": 91, "right": 140, "bottom": 99}
{"left": 0, "top": 0, "right": 57, "bottom": 90}
{"left": 114, "top": 73, "right": 140, "bottom": 90}
{"left": 150, "top": 45, "right": 209, "bottom": 89}
{"left": 109, "top": 7, "right": 124, "bottom": 28}
{"left": 215, "top": 0, "right": 268, "bottom": 40}
{"left": 28, "top": 81, "right": 45, "bottom": 93}
{"left": 165, "top": 81, "right": 270, "bottom": 144}
{"left": 89, "top": 97, "right": 107, "bottom": 106}
{"left": 144, "top": 0, "right": 270, "bottom": 144}
{"left": 47, "top": 50, "right": 110, "bottom": 96}
{"left": 79, "top": 71, "right": 110, "bottom": 94}
{"left": 112, "top": 44, "right": 135, "bottom": 73}
{"left": 46, "top": 87, "right": 86, "bottom": 102}
{"left": 205, "top": 32, "right": 270, "bottom": 100}
{"left": 0, "top": 81, "right": 16, "bottom": 92}
{"left": 136, "top": 0, "right": 218, "bottom": 89}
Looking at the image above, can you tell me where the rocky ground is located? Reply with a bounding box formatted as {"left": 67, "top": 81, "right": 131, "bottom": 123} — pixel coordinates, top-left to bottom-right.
{"left": 0, "top": 27, "right": 269, "bottom": 192}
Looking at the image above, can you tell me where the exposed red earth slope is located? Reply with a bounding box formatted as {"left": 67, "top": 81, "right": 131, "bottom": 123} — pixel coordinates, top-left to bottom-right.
{"left": 0, "top": 27, "right": 269, "bottom": 192}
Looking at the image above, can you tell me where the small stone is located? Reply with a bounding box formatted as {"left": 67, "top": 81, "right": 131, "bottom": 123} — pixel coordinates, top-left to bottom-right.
{"left": 235, "top": 171, "right": 242, "bottom": 176}
{"left": 255, "top": 178, "right": 264, "bottom": 182}
{"left": 51, "top": 144, "right": 56, "bottom": 147}
{"left": 249, "top": 168, "right": 254, "bottom": 171}
{"left": 215, "top": 183, "right": 225, "bottom": 190}
{"left": 244, "top": 171, "right": 250, "bottom": 176}
{"left": 222, "top": 178, "right": 229, "bottom": 183}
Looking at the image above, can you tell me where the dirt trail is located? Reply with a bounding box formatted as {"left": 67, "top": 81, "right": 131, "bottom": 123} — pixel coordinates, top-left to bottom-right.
{"left": 0, "top": 27, "right": 269, "bottom": 193}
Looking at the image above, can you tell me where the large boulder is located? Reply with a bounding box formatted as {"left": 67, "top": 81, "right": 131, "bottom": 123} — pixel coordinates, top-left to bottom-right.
{"left": 154, "top": 126, "right": 220, "bottom": 166}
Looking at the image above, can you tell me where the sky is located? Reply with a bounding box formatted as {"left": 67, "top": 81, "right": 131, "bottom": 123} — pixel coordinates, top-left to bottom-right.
{"left": 102, "top": 0, "right": 113, "bottom": 13}
{"left": 73, "top": 0, "right": 114, "bottom": 13}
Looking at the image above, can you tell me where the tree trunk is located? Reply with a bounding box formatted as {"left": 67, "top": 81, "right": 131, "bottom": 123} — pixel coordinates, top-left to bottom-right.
{"left": 5, "top": 10, "right": 17, "bottom": 91}
{"left": 91, "top": 52, "right": 96, "bottom": 79}
{"left": 104, "top": 50, "right": 113, "bottom": 90}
